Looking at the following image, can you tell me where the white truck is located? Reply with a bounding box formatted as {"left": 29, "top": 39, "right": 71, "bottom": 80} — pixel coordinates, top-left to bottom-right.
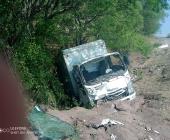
{"left": 59, "top": 40, "right": 136, "bottom": 107}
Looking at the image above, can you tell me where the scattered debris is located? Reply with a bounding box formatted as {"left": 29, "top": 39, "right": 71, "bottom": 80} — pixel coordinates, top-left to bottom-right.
{"left": 145, "top": 126, "right": 152, "bottom": 132}
{"left": 153, "top": 130, "right": 160, "bottom": 134}
{"left": 86, "top": 118, "right": 124, "bottom": 130}
{"left": 110, "top": 134, "right": 117, "bottom": 140}
{"left": 148, "top": 135, "right": 154, "bottom": 140}
{"left": 101, "top": 119, "right": 124, "bottom": 126}
{"left": 34, "top": 105, "right": 48, "bottom": 112}
{"left": 90, "top": 133, "right": 97, "bottom": 139}
{"left": 35, "top": 105, "right": 42, "bottom": 112}
{"left": 145, "top": 126, "right": 160, "bottom": 135}
{"left": 158, "top": 44, "right": 169, "bottom": 49}
{"left": 113, "top": 104, "right": 126, "bottom": 111}
{"left": 144, "top": 135, "right": 154, "bottom": 140}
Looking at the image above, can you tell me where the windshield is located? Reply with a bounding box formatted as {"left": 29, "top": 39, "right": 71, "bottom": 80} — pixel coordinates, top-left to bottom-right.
{"left": 80, "top": 54, "right": 125, "bottom": 83}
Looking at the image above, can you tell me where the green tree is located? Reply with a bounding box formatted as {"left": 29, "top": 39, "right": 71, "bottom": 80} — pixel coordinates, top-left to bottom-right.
{"left": 142, "top": 0, "right": 169, "bottom": 35}
{"left": 0, "top": 0, "right": 77, "bottom": 46}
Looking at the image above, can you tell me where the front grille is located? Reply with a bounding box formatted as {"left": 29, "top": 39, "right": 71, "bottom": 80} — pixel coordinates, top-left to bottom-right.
{"left": 102, "top": 89, "right": 129, "bottom": 101}
{"left": 107, "top": 88, "right": 124, "bottom": 95}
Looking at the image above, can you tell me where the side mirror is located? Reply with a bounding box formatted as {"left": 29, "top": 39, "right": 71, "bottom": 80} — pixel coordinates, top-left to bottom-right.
{"left": 123, "top": 55, "right": 130, "bottom": 66}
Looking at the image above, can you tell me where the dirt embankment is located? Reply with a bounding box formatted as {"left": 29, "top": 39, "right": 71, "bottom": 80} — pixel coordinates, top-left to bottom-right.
{"left": 48, "top": 38, "right": 170, "bottom": 140}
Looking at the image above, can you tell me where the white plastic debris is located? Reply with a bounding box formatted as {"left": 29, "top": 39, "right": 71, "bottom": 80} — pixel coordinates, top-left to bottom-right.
{"left": 145, "top": 126, "right": 152, "bottom": 131}
{"left": 153, "top": 130, "right": 160, "bottom": 134}
{"left": 145, "top": 126, "right": 160, "bottom": 135}
{"left": 89, "top": 118, "right": 124, "bottom": 129}
{"left": 35, "top": 105, "right": 42, "bottom": 112}
{"left": 158, "top": 44, "right": 169, "bottom": 49}
{"left": 101, "top": 119, "right": 124, "bottom": 126}
{"left": 148, "top": 135, "right": 154, "bottom": 140}
{"left": 110, "top": 134, "right": 117, "bottom": 140}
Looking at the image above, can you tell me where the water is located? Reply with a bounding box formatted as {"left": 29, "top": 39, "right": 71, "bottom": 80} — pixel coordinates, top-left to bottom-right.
{"left": 28, "top": 108, "right": 79, "bottom": 140}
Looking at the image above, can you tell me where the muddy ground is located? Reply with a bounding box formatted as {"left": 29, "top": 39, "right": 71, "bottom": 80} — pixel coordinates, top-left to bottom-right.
{"left": 30, "top": 38, "right": 170, "bottom": 140}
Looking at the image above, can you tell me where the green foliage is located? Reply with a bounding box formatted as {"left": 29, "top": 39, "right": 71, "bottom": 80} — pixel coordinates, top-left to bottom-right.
{"left": 94, "top": 1, "right": 144, "bottom": 51}
{"left": 44, "top": 0, "right": 168, "bottom": 53}
{"left": 12, "top": 41, "right": 72, "bottom": 108}
{"left": 0, "top": 0, "right": 78, "bottom": 46}
{"left": 142, "top": 0, "right": 169, "bottom": 35}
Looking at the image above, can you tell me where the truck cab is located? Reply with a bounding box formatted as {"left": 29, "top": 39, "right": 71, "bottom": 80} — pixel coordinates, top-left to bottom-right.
{"left": 61, "top": 40, "right": 136, "bottom": 107}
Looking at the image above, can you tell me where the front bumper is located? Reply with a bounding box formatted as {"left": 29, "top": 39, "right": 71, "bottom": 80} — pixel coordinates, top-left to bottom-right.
{"left": 89, "top": 88, "right": 136, "bottom": 102}
{"left": 120, "top": 91, "right": 136, "bottom": 101}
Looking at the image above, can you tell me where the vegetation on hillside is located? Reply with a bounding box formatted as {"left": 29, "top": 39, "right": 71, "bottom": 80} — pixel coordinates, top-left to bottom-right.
{"left": 0, "top": 0, "right": 169, "bottom": 108}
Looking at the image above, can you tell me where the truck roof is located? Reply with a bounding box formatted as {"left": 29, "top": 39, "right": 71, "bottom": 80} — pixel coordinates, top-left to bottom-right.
{"left": 62, "top": 40, "right": 108, "bottom": 72}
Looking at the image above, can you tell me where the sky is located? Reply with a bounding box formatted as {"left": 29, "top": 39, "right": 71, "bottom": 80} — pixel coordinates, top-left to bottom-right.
{"left": 155, "top": 1, "right": 170, "bottom": 37}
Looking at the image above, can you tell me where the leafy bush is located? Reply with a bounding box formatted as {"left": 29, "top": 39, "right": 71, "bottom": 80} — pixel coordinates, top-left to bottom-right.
{"left": 12, "top": 41, "right": 72, "bottom": 108}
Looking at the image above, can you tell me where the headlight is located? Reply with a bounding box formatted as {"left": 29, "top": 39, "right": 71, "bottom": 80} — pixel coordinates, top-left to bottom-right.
{"left": 127, "top": 81, "right": 134, "bottom": 94}
{"left": 86, "top": 88, "right": 96, "bottom": 95}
